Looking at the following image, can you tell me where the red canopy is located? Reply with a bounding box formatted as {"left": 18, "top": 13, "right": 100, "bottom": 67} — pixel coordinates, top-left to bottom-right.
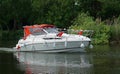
{"left": 23, "top": 24, "right": 55, "bottom": 40}
{"left": 23, "top": 24, "right": 55, "bottom": 29}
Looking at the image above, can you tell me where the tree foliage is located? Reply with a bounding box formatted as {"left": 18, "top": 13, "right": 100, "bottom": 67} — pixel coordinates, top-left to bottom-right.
{"left": 0, "top": 0, "right": 120, "bottom": 30}
{"left": 0, "top": 0, "right": 32, "bottom": 30}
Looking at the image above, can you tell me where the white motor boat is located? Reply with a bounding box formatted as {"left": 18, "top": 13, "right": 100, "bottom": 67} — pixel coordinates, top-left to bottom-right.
{"left": 15, "top": 24, "right": 91, "bottom": 52}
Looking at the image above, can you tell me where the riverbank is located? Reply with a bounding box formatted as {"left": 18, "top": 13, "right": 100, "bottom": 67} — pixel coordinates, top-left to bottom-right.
{"left": 109, "top": 41, "right": 120, "bottom": 45}
{"left": 0, "top": 30, "right": 23, "bottom": 41}
{"left": 86, "top": 44, "right": 120, "bottom": 54}
{"left": 0, "top": 29, "right": 120, "bottom": 45}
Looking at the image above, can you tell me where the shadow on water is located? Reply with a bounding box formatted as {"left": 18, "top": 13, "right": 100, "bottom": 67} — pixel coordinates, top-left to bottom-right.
{"left": 0, "top": 52, "right": 24, "bottom": 74}
{"left": 88, "top": 45, "right": 120, "bottom": 74}
{"left": 2, "top": 50, "right": 120, "bottom": 74}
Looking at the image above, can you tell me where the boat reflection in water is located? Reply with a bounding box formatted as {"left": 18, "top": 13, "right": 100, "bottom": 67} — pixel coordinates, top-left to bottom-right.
{"left": 14, "top": 52, "right": 93, "bottom": 74}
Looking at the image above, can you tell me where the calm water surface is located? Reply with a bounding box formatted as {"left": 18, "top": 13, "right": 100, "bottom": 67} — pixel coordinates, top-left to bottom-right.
{"left": 0, "top": 41, "right": 120, "bottom": 74}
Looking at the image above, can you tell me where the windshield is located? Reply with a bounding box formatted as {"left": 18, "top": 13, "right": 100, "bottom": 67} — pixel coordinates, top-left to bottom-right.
{"left": 44, "top": 28, "right": 59, "bottom": 33}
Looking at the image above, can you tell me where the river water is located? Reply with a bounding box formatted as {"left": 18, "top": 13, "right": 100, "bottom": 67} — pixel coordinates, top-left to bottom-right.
{"left": 0, "top": 41, "right": 120, "bottom": 74}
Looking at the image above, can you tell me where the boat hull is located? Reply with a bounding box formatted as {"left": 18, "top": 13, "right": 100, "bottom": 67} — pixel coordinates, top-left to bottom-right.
{"left": 15, "top": 41, "right": 90, "bottom": 52}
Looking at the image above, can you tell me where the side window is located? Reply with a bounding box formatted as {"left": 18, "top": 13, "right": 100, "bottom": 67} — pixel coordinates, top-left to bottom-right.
{"left": 44, "top": 28, "right": 59, "bottom": 33}
{"left": 39, "top": 30, "right": 46, "bottom": 35}
{"left": 30, "top": 28, "right": 46, "bottom": 35}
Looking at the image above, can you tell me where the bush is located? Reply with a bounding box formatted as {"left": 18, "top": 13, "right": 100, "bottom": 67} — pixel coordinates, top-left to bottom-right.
{"left": 69, "top": 13, "right": 110, "bottom": 45}
{"left": 92, "top": 23, "right": 110, "bottom": 44}
{"left": 0, "top": 30, "right": 23, "bottom": 41}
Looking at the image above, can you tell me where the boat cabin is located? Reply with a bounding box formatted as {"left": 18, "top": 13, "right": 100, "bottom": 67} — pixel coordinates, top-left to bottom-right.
{"left": 23, "top": 24, "right": 59, "bottom": 39}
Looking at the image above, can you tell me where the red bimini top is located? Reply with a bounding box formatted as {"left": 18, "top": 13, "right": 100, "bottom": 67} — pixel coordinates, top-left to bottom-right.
{"left": 23, "top": 24, "right": 55, "bottom": 40}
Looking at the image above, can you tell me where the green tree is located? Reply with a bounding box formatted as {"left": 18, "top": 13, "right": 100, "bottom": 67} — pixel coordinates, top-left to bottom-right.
{"left": 99, "top": 0, "right": 120, "bottom": 19}
{"left": 0, "top": 0, "right": 32, "bottom": 30}
{"left": 78, "top": 0, "right": 102, "bottom": 18}
{"left": 32, "top": 0, "right": 79, "bottom": 28}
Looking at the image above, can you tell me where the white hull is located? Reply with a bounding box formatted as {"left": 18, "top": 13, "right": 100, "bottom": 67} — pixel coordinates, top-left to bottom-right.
{"left": 16, "top": 41, "right": 90, "bottom": 52}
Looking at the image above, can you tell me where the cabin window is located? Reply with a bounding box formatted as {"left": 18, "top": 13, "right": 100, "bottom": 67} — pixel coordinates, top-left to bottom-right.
{"left": 44, "top": 28, "right": 59, "bottom": 33}
{"left": 30, "top": 28, "right": 46, "bottom": 35}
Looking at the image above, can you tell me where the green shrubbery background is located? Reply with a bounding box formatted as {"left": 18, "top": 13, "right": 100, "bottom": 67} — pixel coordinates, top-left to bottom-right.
{"left": 0, "top": 0, "right": 120, "bottom": 45}
{"left": 0, "top": 13, "right": 120, "bottom": 45}
{"left": 69, "top": 13, "right": 120, "bottom": 45}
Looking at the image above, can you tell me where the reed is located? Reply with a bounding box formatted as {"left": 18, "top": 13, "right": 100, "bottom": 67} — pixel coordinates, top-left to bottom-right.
{"left": 109, "top": 16, "right": 120, "bottom": 44}
{"left": 110, "top": 24, "right": 120, "bottom": 42}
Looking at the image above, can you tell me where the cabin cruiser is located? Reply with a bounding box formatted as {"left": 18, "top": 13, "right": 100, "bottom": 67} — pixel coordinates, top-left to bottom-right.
{"left": 15, "top": 24, "right": 91, "bottom": 52}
